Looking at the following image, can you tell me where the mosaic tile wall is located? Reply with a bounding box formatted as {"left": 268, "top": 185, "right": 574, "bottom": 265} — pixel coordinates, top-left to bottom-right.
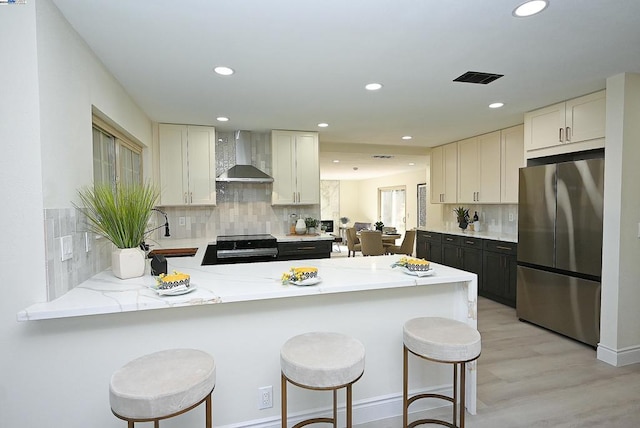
{"left": 44, "top": 207, "right": 111, "bottom": 301}
{"left": 43, "top": 131, "right": 320, "bottom": 300}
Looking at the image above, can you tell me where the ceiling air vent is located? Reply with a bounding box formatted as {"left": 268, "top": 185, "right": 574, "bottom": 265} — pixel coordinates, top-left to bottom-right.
{"left": 372, "top": 155, "right": 394, "bottom": 159}
{"left": 453, "top": 71, "right": 504, "bottom": 85}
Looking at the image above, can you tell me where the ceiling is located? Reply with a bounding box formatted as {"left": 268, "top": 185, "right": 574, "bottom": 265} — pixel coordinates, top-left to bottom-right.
{"left": 51, "top": 0, "right": 640, "bottom": 179}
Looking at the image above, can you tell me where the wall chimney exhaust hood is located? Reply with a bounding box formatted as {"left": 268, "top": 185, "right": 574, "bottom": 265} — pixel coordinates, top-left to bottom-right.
{"left": 216, "top": 131, "right": 274, "bottom": 183}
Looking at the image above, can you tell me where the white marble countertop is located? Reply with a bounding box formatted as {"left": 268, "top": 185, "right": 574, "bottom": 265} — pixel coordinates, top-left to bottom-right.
{"left": 18, "top": 254, "right": 476, "bottom": 321}
{"left": 417, "top": 226, "right": 517, "bottom": 243}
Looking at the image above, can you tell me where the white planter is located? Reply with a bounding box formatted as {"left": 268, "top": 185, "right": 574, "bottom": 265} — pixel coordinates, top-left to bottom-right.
{"left": 295, "top": 219, "right": 307, "bottom": 234}
{"left": 112, "top": 247, "right": 146, "bottom": 279}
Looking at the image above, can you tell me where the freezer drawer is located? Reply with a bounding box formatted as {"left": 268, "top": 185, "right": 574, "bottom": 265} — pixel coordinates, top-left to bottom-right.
{"left": 516, "top": 266, "right": 601, "bottom": 347}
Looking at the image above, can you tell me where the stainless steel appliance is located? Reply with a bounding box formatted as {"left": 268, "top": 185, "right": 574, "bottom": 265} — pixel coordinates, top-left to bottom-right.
{"left": 201, "top": 234, "right": 278, "bottom": 265}
{"left": 517, "top": 158, "right": 604, "bottom": 347}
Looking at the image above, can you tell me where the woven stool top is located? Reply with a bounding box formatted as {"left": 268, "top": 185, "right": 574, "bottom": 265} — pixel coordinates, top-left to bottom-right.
{"left": 109, "top": 348, "right": 215, "bottom": 419}
{"left": 281, "top": 332, "right": 365, "bottom": 388}
{"left": 404, "top": 317, "right": 481, "bottom": 362}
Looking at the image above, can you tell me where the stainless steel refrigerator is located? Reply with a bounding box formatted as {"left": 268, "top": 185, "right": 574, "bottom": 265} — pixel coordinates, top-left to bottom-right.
{"left": 517, "top": 158, "right": 604, "bottom": 347}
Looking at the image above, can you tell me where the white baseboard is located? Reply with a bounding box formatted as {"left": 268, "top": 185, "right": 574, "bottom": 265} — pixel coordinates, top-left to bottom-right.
{"left": 216, "top": 385, "right": 451, "bottom": 428}
{"left": 597, "top": 343, "right": 640, "bottom": 366}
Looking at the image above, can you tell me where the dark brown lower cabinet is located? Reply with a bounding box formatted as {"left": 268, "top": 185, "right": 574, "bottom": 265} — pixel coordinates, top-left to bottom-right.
{"left": 417, "top": 231, "right": 517, "bottom": 308}
{"left": 442, "top": 234, "right": 483, "bottom": 282}
{"left": 416, "top": 231, "right": 443, "bottom": 263}
{"left": 277, "top": 240, "right": 332, "bottom": 261}
{"left": 481, "top": 240, "right": 517, "bottom": 307}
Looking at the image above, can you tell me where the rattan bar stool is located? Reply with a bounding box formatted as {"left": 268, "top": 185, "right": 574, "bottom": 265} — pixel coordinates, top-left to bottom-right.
{"left": 109, "top": 349, "right": 216, "bottom": 428}
{"left": 280, "top": 332, "right": 365, "bottom": 428}
{"left": 403, "top": 317, "right": 481, "bottom": 428}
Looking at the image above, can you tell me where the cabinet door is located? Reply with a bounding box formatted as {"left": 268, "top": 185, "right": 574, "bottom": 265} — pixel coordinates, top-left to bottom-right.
{"left": 457, "top": 137, "right": 478, "bottom": 203}
{"left": 427, "top": 241, "right": 443, "bottom": 264}
{"left": 430, "top": 146, "right": 444, "bottom": 203}
{"left": 159, "top": 124, "right": 188, "bottom": 206}
{"left": 566, "top": 90, "right": 606, "bottom": 144}
{"left": 524, "top": 102, "right": 565, "bottom": 151}
{"left": 478, "top": 131, "right": 501, "bottom": 203}
{"left": 501, "top": 125, "right": 524, "bottom": 203}
{"left": 187, "top": 126, "right": 216, "bottom": 205}
{"left": 442, "top": 244, "right": 462, "bottom": 269}
{"left": 294, "top": 133, "right": 320, "bottom": 204}
{"left": 461, "top": 246, "right": 483, "bottom": 280}
{"left": 443, "top": 142, "right": 458, "bottom": 203}
{"left": 416, "top": 232, "right": 427, "bottom": 259}
{"left": 271, "top": 132, "right": 296, "bottom": 204}
{"left": 482, "top": 251, "right": 505, "bottom": 297}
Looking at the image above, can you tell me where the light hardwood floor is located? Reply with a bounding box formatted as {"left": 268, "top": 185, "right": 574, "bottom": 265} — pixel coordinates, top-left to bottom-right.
{"left": 356, "top": 297, "right": 640, "bottom": 427}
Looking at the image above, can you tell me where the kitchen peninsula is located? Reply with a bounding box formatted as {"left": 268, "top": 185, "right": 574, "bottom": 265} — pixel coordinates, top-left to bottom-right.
{"left": 18, "top": 248, "right": 478, "bottom": 426}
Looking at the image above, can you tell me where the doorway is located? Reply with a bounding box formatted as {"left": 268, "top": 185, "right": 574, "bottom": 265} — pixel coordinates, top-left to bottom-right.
{"left": 378, "top": 186, "right": 406, "bottom": 235}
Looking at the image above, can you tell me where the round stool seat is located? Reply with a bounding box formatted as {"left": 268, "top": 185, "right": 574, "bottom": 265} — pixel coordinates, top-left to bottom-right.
{"left": 404, "top": 317, "right": 481, "bottom": 362}
{"left": 280, "top": 332, "right": 365, "bottom": 388}
{"left": 109, "top": 349, "right": 216, "bottom": 420}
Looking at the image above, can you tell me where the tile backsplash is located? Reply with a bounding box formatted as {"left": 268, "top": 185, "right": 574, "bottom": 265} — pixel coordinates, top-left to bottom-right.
{"left": 435, "top": 204, "right": 518, "bottom": 235}
{"left": 43, "top": 131, "right": 319, "bottom": 300}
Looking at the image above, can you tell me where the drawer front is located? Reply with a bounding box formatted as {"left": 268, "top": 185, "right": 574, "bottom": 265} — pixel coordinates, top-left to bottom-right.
{"left": 460, "top": 236, "right": 482, "bottom": 248}
{"left": 277, "top": 240, "right": 331, "bottom": 256}
{"left": 418, "top": 231, "right": 442, "bottom": 243}
{"left": 483, "top": 239, "right": 517, "bottom": 255}
{"left": 442, "top": 234, "right": 463, "bottom": 246}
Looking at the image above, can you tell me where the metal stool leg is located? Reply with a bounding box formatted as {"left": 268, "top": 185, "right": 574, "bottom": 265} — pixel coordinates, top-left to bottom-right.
{"left": 403, "top": 345, "right": 409, "bottom": 428}
{"left": 460, "top": 362, "right": 466, "bottom": 428}
{"left": 346, "top": 384, "right": 353, "bottom": 428}
{"left": 281, "top": 373, "right": 287, "bottom": 428}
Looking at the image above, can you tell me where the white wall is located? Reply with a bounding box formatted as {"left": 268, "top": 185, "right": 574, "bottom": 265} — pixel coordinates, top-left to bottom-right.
{"left": 0, "top": 1, "right": 150, "bottom": 426}
{"left": 338, "top": 169, "right": 427, "bottom": 231}
{"left": 37, "top": 0, "right": 152, "bottom": 208}
{"left": 599, "top": 73, "right": 640, "bottom": 366}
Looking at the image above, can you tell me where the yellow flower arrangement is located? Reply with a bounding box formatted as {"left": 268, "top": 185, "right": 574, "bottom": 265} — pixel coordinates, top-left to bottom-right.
{"left": 281, "top": 267, "right": 318, "bottom": 284}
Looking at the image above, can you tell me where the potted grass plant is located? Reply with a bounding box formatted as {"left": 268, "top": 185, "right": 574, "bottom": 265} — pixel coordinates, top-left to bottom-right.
{"left": 76, "top": 181, "right": 160, "bottom": 279}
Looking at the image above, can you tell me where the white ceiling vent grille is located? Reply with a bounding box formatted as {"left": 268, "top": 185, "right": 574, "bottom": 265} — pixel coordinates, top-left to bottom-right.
{"left": 372, "top": 155, "right": 394, "bottom": 159}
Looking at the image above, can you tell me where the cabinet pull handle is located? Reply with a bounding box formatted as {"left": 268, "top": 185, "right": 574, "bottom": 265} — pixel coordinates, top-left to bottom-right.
{"left": 566, "top": 126, "right": 571, "bottom": 142}
{"left": 293, "top": 192, "right": 296, "bottom": 203}
{"left": 559, "top": 127, "right": 564, "bottom": 142}
{"left": 298, "top": 246, "right": 316, "bottom": 250}
{"left": 466, "top": 240, "right": 475, "bottom": 245}
{"left": 496, "top": 245, "right": 512, "bottom": 251}
{"left": 446, "top": 238, "right": 453, "bottom": 241}
{"left": 190, "top": 192, "right": 193, "bottom": 203}
{"left": 476, "top": 191, "right": 479, "bottom": 201}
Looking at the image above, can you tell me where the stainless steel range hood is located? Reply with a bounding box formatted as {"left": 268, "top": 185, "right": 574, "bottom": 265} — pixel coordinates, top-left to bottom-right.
{"left": 216, "top": 131, "right": 273, "bottom": 183}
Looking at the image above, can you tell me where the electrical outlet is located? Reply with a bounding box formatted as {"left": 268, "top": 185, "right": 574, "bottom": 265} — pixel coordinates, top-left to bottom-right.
{"left": 179, "top": 217, "right": 186, "bottom": 226}
{"left": 85, "top": 232, "right": 92, "bottom": 253}
{"left": 508, "top": 212, "right": 514, "bottom": 222}
{"left": 258, "top": 385, "right": 272, "bottom": 409}
{"left": 60, "top": 235, "right": 73, "bottom": 261}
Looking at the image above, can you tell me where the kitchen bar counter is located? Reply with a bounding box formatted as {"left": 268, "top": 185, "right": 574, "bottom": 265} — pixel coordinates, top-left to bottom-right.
{"left": 418, "top": 226, "right": 517, "bottom": 243}
{"left": 18, "top": 252, "right": 478, "bottom": 423}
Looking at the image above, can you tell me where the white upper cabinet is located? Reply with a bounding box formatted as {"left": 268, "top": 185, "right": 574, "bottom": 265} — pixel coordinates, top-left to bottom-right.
{"left": 458, "top": 131, "right": 501, "bottom": 204}
{"left": 430, "top": 142, "right": 458, "bottom": 204}
{"left": 271, "top": 130, "right": 319, "bottom": 205}
{"left": 525, "top": 90, "right": 605, "bottom": 159}
{"left": 158, "top": 124, "right": 216, "bottom": 206}
{"left": 500, "top": 124, "right": 525, "bottom": 204}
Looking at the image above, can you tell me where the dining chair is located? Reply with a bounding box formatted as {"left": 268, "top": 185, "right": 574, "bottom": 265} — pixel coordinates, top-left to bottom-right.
{"left": 346, "top": 227, "right": 362, "bottom": 257}
{"left": 359, "top": 230, "right": 385, "bottom": 256}
{"left": 386, "top": 230, "right": 416, "bottom": 256}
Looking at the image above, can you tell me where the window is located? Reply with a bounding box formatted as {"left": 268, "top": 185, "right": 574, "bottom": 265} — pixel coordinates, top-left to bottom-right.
{"left": 378, "top": 186, "right": 406, "bottom": 235}
{"left": 92, "top": 115, "right": 142, "bottom": 187}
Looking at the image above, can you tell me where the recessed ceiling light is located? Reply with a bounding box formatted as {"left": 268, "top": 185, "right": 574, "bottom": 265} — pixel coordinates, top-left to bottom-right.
{"left": 409, "top": 162, "right": 416, "bottom": 166}
{"left": 333, "top": 160, "right": 340, "bottom": 163}
{"left": 489, "top": 102, "right": 504, "bottom": 109}
{"left": 214, "top": 66, "right": 234, "bottom": 76}
{"left": 402, "top": 135, "right": 412, "bottom": 140}
{"left": 318, "top": 123, "right": 329, "bottom": 128}
{"left": 365, "top": 83, "right": 383, "bottom": 91}
{"left": 216, "top": 116, "right": 229, "bottom": 122}
{"left": 513, "top": 0, "right": 549, "bottom": 17}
